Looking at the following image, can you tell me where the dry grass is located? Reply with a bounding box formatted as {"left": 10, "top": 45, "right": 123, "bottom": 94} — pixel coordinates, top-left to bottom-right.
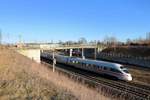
{"left": 0, "top": 48, "right": 76, "bottom": 100}
{"left": 0, "top": 47, "right": 110, "bottom": 100}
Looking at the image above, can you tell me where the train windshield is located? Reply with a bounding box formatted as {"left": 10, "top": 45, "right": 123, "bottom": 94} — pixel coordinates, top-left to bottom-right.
{"left": 123, "top": 69, "right": 129, "bottom": 73}
{"left": 120, "top": 66, "right": 129, "bottom": 73}
{"left": 120, "top": 66, "right": 124, "bottom": 69}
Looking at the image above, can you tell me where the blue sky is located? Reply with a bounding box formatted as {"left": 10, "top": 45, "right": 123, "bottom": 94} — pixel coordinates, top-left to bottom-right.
{"left": 0, "top": 0, "right": 150, "bottom": 43}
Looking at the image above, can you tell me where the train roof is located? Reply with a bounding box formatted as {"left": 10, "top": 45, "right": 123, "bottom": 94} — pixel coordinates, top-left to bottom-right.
{"left": 43, "top": 53, "right": 122, "bottom": 69}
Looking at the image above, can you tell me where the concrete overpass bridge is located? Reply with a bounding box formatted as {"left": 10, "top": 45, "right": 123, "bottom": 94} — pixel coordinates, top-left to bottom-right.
{"left": 17, "top": 43, "right": 107, "bottom": 62}
{"left": 39, "top": 44, "right": 107, "bottom": 59}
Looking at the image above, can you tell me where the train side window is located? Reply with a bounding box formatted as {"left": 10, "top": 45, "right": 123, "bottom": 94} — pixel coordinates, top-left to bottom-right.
{"left": 96, "top": 65, "right": 99, "bottom": 69}
{"left": 82, "top": 63, "right": 85, "bottom": 67}
{"left": 98, "top": 66, "right": 100, "bottom": 69}
{"left": 98, "top": 66, "right": 102, "bottom": 70}
{"left": 75, "top": 61, "right": 78, "bottom": 64}
{"left": 83, "top": 63, "right": 85, "bottom": 66}
{"left": 90, "top": 64, "right": 93, "bottom": 68}
{"left": 120, "top": 66, "right": 124, "bottom": 69}
{"left": 92, "top": 65, "right": 95, "bottom": 70}
{"left": 103, "top": 67, "right": 107, "bottom": 70}
{"left": 110, "top": 68, "right": 121, "bottom": 73}
{"left": 69, "top": 60, "right": 71, "bottom": 63}
{"left": 93, "top": 65, "right": 95, "bottom": 69}
{"left": 88, "top": 64, "right": 91, "bottom": 69}
{"left": 110, "top": 68, "right": 113, "bottom": 71}
{"left": 93, "top": 65, "right": 96, "bottom": 68}
{"left": 86, "top": 64, "right": 89, "bottom": 67}
{"left": 93, "top": 65, "right": 98, "bottom": 70}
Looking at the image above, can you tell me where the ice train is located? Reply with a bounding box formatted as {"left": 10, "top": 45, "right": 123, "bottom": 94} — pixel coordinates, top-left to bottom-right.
{"left": 41, "top": 52, "right": 132, "bottom": 81}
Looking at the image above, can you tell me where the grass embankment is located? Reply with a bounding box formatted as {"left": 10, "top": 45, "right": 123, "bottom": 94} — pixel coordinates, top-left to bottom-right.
{"left": 0, "top": 47, "right": 109, "bottom": 100}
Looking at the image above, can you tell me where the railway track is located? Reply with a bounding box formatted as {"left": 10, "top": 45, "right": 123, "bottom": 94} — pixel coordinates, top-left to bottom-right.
{"left": 58, "top": 67, "right": 150, "bottom": 100}
{"left": 41, "top": 57, "right": 150, "bottom": 100}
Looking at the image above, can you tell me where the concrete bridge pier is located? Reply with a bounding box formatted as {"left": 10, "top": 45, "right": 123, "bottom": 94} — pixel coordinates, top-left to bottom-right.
{"left": 70, "top": 49, "right": 73, "bottom": 57}
{"left": 97, "top": 47, "right": 103, "bottom": 53}
{"left": 82, "top": 48, "right": 85, "bottom": 59}
{"left": 94, "top": 48, "right": 97, "bottom": 59}
{"left": 17, "top": 49, "right": 41, "bottom": 63}
{"left": 41, "top": 49, "right": 43, "bottom": 53}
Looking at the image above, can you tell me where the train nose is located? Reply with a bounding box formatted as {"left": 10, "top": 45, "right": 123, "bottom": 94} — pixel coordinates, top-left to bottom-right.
{"left": 127, "top": 74, "right": 132, "bottom": 81}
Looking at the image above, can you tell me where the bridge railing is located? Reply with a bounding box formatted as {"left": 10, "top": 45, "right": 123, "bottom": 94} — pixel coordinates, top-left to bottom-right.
{"left": 40, "top": 44, "right": 107, "bottom": 50}
{"left": 57, "top": 44, "right": 97, "bottom": 47}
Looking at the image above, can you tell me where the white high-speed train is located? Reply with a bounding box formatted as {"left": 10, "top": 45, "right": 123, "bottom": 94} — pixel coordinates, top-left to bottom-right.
{"left": 41, "top": 52, "right": 132, "bottom": 81}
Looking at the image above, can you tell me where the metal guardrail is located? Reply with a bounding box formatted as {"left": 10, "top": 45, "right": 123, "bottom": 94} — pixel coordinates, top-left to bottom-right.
{"left": 41, "top": 44, "right": 97, "bottom": 50}
{"left": 15, "top": 43, "right": 108, "bottom": 51}
{"left": 22, "top": 44, "right": 107, "bottom": 50}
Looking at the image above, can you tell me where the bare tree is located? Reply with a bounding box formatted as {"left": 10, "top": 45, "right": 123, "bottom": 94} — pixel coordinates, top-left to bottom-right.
{"left": 78, "top": 37, "right": 87, "bottom": 44}
{"left": 58, "top": 40, "right": 63, "bottom": 44}
{"left": 126, "top": 38, "right": 132, "bottom": 45}
{"left": 110, "top": 37, "right": 117, "bottom": 46}
{"left": 65, "top": 40, "right": 74, "bottom": 45}
{"left": 146, "top": 32, "right": 150, "bottom": 44}
{"left": 146, "top": 32, "right": 150, "bottom": 40}
{"left": 103, "top": 36, "right": 118, "bottom": 47}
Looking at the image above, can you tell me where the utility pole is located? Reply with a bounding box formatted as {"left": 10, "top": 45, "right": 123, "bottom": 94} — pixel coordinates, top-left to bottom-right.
{"left": 70, "top": 49, "right": 73, "bottom": 57}
{"left": 94, "top": 48, "right": 97, "bottom": 60}
{"left": 82, "top": 48, "right": 85, "bottom": 59}
{"left": 52, "top": 49, "right": 56, "bottom": 72}
{"left": 94, "top": 41, "right": 97, "bottom": 60}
